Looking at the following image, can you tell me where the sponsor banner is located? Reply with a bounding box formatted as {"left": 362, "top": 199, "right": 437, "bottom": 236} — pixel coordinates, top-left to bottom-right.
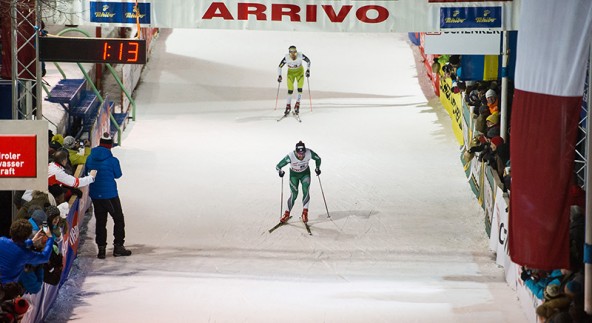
{"left": 481, "top": 165, "right": 494, "bottom": 236}
{"left": 90, "top": 1, "right": 151, "bottom": 24}
{"left": 21, "top": 192, "right": 90, "bottom": 323}
{"left": 91, "top": 98, "right": 112, "bottom": 148}
{"left": 440, "top": 6, "right": 502, "bottom": 29}
{"left": 0, "top": 121, "right": 48, "bottom": 190}
{"left": 438, "top": 75, "right": 464, "bottom": 145}
{"left": 490, "top": 186, "right": 508, "bottom": 265}
{"left": 44, "top": 0, "right": 517, "bottom": 32}
{"left": 0, "top": 135, "right": 37, "bottom": 177}
{"left": 424, "top": 31, "right": 501, "bottom": 55}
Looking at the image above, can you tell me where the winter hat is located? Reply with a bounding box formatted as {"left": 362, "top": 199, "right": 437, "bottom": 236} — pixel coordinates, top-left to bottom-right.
{"left": 63, "top": 136, "right": 76, "bottom": 149}
{"left": 486, "top": 113, "right": 500, "bottom": 125}
{"left": 544, "top": 284, "right": 561, "bottom": 300}
{"left": 485, "top": 89, "right": 497, "bottom": 99}
{"left": 31, "top": 209, "right": 47, "bottom": 226}
{"left": 51, "top": 134, "right": 64, "bottom": 145}
{"left": 13, "top": 297, "right": 29, "bottom": 315}
{"left": 490, "top": 136, "right": 504, "bottom": 148}
{"left": 63, "top": 136, "right": 77, "bottom": 149}
{"left": 100, "top": 132, "right": 113, "bottom": 149}
{"left": 295, "top": 141, "right": 306, "bottom": 153}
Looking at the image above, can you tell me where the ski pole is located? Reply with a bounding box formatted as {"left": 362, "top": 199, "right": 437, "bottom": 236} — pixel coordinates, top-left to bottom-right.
{"left": 307, "top": 77, "right": 313, "bottom": 112}
{"left": 274, "top": 81, "right": 281, "bottom": 110}
{"left": 280, "top": 176, "right": 284, "bottom": 217}
{"left": 317, "top": 175, "right": 330, "bottom": 218}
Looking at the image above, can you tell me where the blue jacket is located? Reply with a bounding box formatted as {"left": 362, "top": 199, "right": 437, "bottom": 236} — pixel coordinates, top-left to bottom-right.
{"left": 86, "top": 146, "right": 122, "bottom": 199}
{"left": 0, "top": 237, "right": 54, "bottom": 284}
{"left": 525, "top": 269, "right": 563, "bottom": 300}
{"left": 19, "top": 264, "right": 44, "bottom": 294}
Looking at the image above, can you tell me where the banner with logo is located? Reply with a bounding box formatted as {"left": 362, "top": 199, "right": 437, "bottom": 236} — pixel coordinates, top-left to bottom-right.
{"left": 45, "top": 0, "right": 517, "bottom": 32}
{"left": 438, "top": 75, "right": 464, "bottom": 146}
{"left": 424, "top": 31, "right": 501, "bottom": 55}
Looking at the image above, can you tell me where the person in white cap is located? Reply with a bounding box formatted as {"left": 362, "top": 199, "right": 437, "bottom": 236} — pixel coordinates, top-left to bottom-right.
{"left": 485, "top": 89, "right": 499, "bottom": 114}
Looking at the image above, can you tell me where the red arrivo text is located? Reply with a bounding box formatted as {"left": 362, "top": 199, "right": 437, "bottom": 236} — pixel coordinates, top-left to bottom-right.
{"left": 202, "top": 2, "right": 389, "bottom": 24}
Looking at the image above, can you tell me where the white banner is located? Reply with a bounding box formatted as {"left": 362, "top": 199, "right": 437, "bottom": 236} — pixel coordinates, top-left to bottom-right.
{"left": 45, "top": 0, "right": 517, "bottom": 32}
{"left": 424, "top": 31, "right": 502, "bottom": 55}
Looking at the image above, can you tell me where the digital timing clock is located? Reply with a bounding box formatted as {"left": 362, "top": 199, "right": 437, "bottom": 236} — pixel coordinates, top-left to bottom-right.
{"left": 39, "top": 37, "right": 147, "bottom": 64}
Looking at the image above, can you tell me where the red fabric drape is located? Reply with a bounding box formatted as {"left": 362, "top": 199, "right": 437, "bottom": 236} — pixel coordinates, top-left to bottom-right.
{"left": 508, "top": 89, "right": 582, "bottom": 270}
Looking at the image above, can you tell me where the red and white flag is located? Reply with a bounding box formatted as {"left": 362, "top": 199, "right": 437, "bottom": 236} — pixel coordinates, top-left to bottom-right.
{"left": 509, "top": 0, "right": 592, "bottom": 270}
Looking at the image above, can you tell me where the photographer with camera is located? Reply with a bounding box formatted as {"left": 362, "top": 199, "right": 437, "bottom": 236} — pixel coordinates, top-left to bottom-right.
{"left": 0, "top": 219, "right": 53, "bottom": 284}
{"left": 63, "top": 136, "right": 91, "bottom": 168}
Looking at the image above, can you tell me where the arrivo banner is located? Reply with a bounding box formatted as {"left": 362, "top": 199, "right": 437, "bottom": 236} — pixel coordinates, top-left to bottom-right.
{"left": 54, "top": 0, "right": 517, "bottom": 32}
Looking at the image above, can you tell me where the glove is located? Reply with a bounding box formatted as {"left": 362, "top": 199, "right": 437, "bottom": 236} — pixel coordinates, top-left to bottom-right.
{"left": 277, "top": 75, "right": 282, "bottom": 83}
{"left": 278, "top": 170, "right": 285, "bottom": 177}
{"left": 305, "top": 69, "right": 310, "bottom": 78}
{"left": 315, "top": 168, "right": 321, "bottom": 176}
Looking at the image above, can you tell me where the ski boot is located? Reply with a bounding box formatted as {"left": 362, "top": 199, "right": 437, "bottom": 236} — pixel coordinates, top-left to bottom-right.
{"left": 284, "top": 104, "right": 291, "bottom": 116}
{"left": 293, "top": 101, "right": 300, "bottom": 115}
{"left": 280, "top": 210, "right": 291, "bottom": 223}
{"left": 301, "top": 208, "right": 308, "bottom": 223}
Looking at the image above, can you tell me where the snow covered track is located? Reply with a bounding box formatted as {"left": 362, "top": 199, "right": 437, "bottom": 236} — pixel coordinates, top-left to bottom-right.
{"left": 47, "top": 29, "right": 527, "bottom": 322}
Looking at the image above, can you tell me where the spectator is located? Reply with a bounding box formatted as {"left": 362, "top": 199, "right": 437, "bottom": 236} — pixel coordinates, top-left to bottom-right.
{"left": 569, "top": 206, "right": 585, "bottom": 272}
{"left": 475, "top": 105, "right": 491, "bottom": 135}
{"left": 48, "top": 133, "right": 64, "bottom": 159}
{"left": 46, "top": 205, "right": 67, "bottom": 240}
{"left": 19, "top": 264, "right": 44, "bottom": 294}
{"left": 17, "top": 191, "right": 51, "bottom": 219}
{"left": 86, "top": 133, "right": 132, "bottom": 259}
{"left": 43, "top": 206, "right": 64, "bottom": 285}
{"left": 521, "top": 267, "right": 566, "bottom": 300}
{"left": 536, "top": 284, "right": 571, "bottom": 322}
{"left": 485, "top": 136, "right": 506, "bottom": 177}
{"left": 49, "top": 149, "right": 95, "bottom": 192}
{"left": 63, "top": 136, "right": 91, "bottom": 168}
{"left": 486, "top": 89, "right": 499, "bottom": 114}
{"left": 486, "top": 113, "right": 501, "bottom": 138}
{"left": 0, "top": 219, "right": 53, "bottom": 284}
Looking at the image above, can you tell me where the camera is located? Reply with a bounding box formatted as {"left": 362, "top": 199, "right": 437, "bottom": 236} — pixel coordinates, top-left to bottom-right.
{"left": 42, "top": 221, "right": 49, "bottom": 232}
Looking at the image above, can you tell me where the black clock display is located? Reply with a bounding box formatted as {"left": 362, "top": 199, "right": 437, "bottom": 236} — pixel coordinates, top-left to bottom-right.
{"left": 40, "top": 37, "right": 147, "bottom": 64}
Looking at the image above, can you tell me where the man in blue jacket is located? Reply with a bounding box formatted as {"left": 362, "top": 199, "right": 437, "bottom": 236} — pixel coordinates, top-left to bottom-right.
{"left": 86, "top": 133, "right": 131, "bottom": 259}
{"left": 0, "top": 219, "right": 53, "bottom": 283}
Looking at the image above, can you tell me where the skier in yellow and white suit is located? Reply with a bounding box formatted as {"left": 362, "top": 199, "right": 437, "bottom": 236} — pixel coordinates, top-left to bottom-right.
{"left": 277, "top": 45, "right": 311, "bottom": 116}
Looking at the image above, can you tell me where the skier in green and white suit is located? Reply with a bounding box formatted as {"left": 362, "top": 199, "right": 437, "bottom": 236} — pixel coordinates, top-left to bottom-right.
{"left": 276, "top": 141, "right": 321, "bottom": 224}
{"left": 277, "top": 45, "right": 311, "bottom": 116}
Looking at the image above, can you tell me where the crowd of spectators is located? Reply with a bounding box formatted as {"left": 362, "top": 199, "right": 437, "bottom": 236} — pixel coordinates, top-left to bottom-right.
{"left": 0, "top": 130, "right": 95, "bottom": 321}
{"left": 439, "top": 54, "right": 590, "bottom": 323}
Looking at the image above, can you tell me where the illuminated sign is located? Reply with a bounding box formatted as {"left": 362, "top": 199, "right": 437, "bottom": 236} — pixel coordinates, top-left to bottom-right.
{"left": 89, "top": 1, "right": 151, "bottom": 24}
{"left": 0, "top": 135, "right": 37, "bottom": 178}
{"left": 39, "top": 37, "right": 147, "bottom": 64}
